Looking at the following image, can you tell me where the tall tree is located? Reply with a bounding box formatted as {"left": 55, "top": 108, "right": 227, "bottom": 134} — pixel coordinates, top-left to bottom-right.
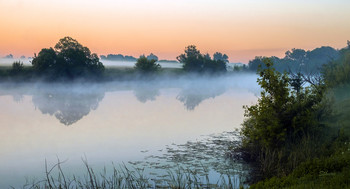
{"left": 32, "top": 37, "right": 104, "bottom": 80}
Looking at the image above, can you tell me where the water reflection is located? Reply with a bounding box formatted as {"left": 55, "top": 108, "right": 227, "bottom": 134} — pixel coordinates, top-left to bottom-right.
{"left": 12, "top": 93, "right": 24, "bottom": 103}
{"left": 0, "top": 76, "right": 260, "bottom": 188}
{"left": 0, "top": 74, "right": 259, "bottom": 126}
{"left": 32, "top": 88, "right": 105, "bottom": 126}
{"left": 133, "top": 85, "right": 160, "bottom": 103}
{"left": 177, "top": 82, "right": 227, "bottom": 110}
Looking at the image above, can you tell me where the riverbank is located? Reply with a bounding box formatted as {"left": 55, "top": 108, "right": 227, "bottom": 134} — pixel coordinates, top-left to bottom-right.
{"left": 237, "top": 56, "right": 350, "bottom": 188}
{"left": 0, "top": 64, "right": 248, "bottom": 83}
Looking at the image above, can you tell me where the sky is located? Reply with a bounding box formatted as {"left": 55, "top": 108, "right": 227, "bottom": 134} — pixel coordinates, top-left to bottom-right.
{"left": 0, "top": 0, "right": 349, "bottom": 63}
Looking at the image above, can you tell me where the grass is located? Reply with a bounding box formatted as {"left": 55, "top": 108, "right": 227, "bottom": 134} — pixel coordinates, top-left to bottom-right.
{"left": 18, "top": 132, "right": 246, "bottom": 188}
{"left": 19, "top": 159, "right": 243, "bottom": 189}
{"left": 250, "top": 147, "right": 350, "bottom": 189}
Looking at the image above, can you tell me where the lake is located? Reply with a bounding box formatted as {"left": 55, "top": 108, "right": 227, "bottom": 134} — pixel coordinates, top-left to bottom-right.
{"left": 0, "top": 74, "right": 259, "bottom": 188}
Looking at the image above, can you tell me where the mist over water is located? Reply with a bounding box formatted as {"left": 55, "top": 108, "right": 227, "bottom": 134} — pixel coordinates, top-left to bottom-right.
{"left": 0, "top": 58, "right": 31, "bottom": 65}
{"left": 0, "top": 58, "right": 182, "bottom": 68}
{"left": 0, "top": 74, "right": 259, "bottom": 188}
{"left": 101, "top": 60, "right": 183, "bottom": 68}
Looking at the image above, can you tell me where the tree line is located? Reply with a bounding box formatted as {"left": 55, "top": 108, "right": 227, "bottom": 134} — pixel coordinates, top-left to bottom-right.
{"left": 1, "top": 37, "right": 231, "bottom": 81}
{"left": 248, "top": 46, "right": 340, "bottom": 73}
{"left": 100, "top": 53, "right": 160, "bottom": 62}
{"left": 1, "top": 36, "right": 349, "bottom": 82}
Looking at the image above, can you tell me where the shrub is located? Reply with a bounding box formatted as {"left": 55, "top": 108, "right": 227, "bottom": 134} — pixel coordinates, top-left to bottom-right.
{"left": 240, "top": 58, "right": 328, "bottom": 178}
{"left": 134, "top": 55, "right": 161, "bottom": 73}
{"left": 322, "top": 47, "right": 350, "bottom": 88}
{"left": 10, "top": 60, "right": 24, "bottom": 75}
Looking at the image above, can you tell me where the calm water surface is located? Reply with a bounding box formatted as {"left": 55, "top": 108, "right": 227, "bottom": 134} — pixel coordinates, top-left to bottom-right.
{"left": 0, "top": 75, "right": 259, "bottom": 188}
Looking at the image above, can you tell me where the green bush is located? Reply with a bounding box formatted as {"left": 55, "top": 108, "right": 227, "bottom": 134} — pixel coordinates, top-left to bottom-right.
{"left": 251, "top": 149, "right": 350, "bottom": 189}
{"left": 134, "top": 55, "right": 161, "bottom": 73}
{"left": 10, "top": 60, "right": 24, "bottom": 75}
{"left": 240, "top": 58, "right": 329, "bottom": 178}
{"left": 323, "top": 47, "right": 350, "bottom": 88}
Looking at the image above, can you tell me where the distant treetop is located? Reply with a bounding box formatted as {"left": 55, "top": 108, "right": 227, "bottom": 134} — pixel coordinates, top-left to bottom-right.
{"left": 146, "top": 53, "right": 158, "bottom": 61}
{"left": 4, "top": 54, "right": 13, "bottom": 59}
{"left": 213, "top": 52, "right": 229, "bottom": 63}
{"left": 100, "top": 53, "right": 160, "bottom": 62}
{"left": 100, "top": 54, "right": 137, "bottom": 62}
{"left": 248, "top": 46, "right": 340, "bottom": 73}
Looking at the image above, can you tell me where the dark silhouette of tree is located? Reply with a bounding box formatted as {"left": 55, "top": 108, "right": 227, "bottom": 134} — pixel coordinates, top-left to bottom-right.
{"left": 134, "top": 55, "right": 161, "bottom": 73}
{"left": 10, "top": 61, "right": 24, "bottom": 75}
{"left": 32, "top": 36, "right": 104, "bottom": 80}
{"left": 248, "top": 56, "right": 266, "bottom": 72}
{"left": 4, "top": 54, "right": 13, "bottom": 59}
{"left": 147, "top": 53, "right": 158, "bottom": 61}
{"left": 100, "top": 55, "right": 107, "bottom": 60}
{"left": 32, "top": 48, "right": 58, "bottom": 76}
{"left": 285, "top": 49, "right": 307, "bottom": 63}
{"left": 203, "top": 55, "right": 227, "bottom": 73}
{"left": 107, "top": 54, "right": 124, "bottom": 61}
{"left": 100, "top": 54, "right": 137, "bottom": 62}
{"left": 177, "top": 45, "right": 227, "bottom": 73}
{"left": 124, "top": 55, "right": 137, "bottom": 61}
{"left": 213, "top": 52, "right": 229, "bottom": 63}
{"left": 177, "top": 45, "right": 203, "bottom": 72}
{"left": 322, "top": 46, "right": 350, "bottom": 87}
{"left": 248, "top": 46, "right": 339, "bottom": 74}
{"left": 289, "top": 72, "right": 305, "bottom": 94}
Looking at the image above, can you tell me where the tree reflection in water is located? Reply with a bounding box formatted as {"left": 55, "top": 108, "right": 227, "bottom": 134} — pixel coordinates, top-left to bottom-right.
{"left": 133, "top": 85, "right": 160, "bottom": 103}
{"left": 177, "top": 83, "right": 226, "bottom": 111}
{"left": 0, "top": 76, "right": 241, "bottom": 125}
{"left": 32, "top": 88, "right": 104, "bottom": 126}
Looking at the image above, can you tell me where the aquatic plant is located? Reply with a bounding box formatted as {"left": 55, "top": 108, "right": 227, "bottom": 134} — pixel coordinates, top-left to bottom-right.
{"left": 19, "top": 159, "right": 243, "bottom": 189}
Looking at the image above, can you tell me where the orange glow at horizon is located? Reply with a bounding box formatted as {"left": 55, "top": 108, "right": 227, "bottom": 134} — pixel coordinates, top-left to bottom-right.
{"left": 0, "top": 0, "right": 349, "bottom": 63}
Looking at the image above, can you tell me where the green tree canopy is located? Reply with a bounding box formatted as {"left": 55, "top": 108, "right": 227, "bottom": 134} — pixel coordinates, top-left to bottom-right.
{"left": 32, "top": 36, "right": 104, "bottom": 80}
{"left": 242, "top": 58, "right": 326, "bottom": 150}
{"left": 322, "top": 46, "right": 350, "bottom": 87}
{"left": 241, "top": 58, "right": 329, "bottom": 178}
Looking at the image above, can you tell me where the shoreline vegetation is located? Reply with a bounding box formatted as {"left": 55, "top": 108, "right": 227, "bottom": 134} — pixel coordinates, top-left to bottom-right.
{"left": 21, "top": 159, "right": 242, "bottom": 189}
{"left": 2, "top": 37, "right": 350, "bottom": 188}
{"left": 22, "top": 131, "right": 246, "bottom": 189}
{"left": 239, "top": 44, "right": 350, "bottom": 188}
